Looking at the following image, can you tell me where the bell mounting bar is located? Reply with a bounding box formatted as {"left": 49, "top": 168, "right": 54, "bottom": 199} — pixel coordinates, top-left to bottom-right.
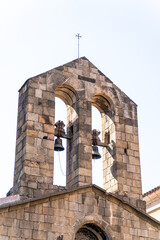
{"left": 92, "top": 129, "right": 108, "bottom": 147}
{"left": 54, "top": 120, "right": 71, "bottom": 139}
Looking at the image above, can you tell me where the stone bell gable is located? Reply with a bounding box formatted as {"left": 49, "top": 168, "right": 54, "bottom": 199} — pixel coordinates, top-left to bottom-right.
{"left": 11, "top": 57, "right": 144, "bottom": 211}
{"left": 1, "top": 57, "right": 160, "bottom": 240}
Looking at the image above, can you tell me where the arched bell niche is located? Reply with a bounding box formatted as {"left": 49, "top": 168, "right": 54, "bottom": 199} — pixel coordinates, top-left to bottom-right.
{"left": 91, "top": 94, "right": 116, "bottom": 192}
{"left": 54, "top": 97, "right": 67, "bottom": 185}
{"left": 75, "top": 223, "right": 110, "bottom": 240}
{"left": 92, "top": 105, "right": 103, "bottom": 187}
{"left": 54, "top": 84, "right": 78, "bottom": 187}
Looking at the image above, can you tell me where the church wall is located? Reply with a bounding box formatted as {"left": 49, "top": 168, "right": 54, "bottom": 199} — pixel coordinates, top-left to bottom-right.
{"left": 0, "top": 187, "right": 159, "bottom": 240}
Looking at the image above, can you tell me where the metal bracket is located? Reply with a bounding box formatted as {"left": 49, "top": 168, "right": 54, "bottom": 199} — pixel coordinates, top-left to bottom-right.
{"left": 92, "top": 129, "right": 108, "bottom": 147}
{"left": 55, "top": 120, "right": 71, "bottom": 139}
{"left": 57, "top": 236, "right": 63, "bottom": 240}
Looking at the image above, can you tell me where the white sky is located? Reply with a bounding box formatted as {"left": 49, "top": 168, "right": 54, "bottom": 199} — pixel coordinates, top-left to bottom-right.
{"left": 0, "top": 0, "right": 159, "bottom": 198}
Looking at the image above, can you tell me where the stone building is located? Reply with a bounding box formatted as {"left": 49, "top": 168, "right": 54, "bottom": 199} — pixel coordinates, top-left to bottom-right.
{"left": 143, "top": 186, "right": 160, "bottom": 222}
{"left": 0, "top": 57, "right": 159, "bottom": 239}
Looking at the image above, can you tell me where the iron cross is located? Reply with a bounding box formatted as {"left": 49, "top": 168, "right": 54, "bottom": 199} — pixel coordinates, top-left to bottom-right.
{"left": 75, "top": 33, "right": 82, "bottom": 58}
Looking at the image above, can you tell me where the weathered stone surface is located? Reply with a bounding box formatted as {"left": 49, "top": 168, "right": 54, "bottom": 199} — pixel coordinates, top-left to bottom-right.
{"left": 35, "top": 89, "right": 42, "bottom": 98}
{"left": 44, "top": 124, "right": 54, "bottom": 134}
{"left": 26, "top": 112, "right": 38, "bottom": 122}
{"left": 0, "top": 187, "right": 159, "bottom": 240}
{"left": 11, "top": 57, "right": 145, "bottom": 216}
{"left": 26, "top": 129, "right": 38, "bottom": 138}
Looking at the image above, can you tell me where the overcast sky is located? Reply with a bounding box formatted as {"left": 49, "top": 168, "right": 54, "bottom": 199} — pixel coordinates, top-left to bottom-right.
{"left": 0, "top": 0, "right": 159, "bottom": 198}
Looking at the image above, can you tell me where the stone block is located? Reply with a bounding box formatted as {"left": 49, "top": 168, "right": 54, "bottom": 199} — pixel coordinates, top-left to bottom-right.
{"left": 116, "top": 123, "right": 125, "bottom": 132}
{"left": 116, "top": 140, "right": 127, "bottom": 148}
{"left": 27, "top": 96, "right": 38, "bottom": 105}
{"left": 20, "top": 220, "right": 33, "bottom": 229}
{"left": 31, "top": 213, "right": 45, "bottom": 222}
{"left": 125, "top": 125, "right": 133, "bottom": 134}
{"left": 39, "top": 115, "right": 46, "bottom": 123}
{"left": 35, "top": 89, "right": 42, "bottom": 98}
{"left": 8, "top": 227, "right": 21, "bottom": 237}
{"left": 69, "top": 202, "right": 79, "bottom": 211}
{"left": 25, "top": 166, "right": 40, "bottom": 176}
{"left": 26, "top": 112, "right": 38, "bottom": 122}
{"left": 116, "top": 131, "right": 122, "bottom": 140}
{"left": 133, "top": 127, "right": 138, "bottom": 135}
{"left": 33, "top": 105, "right": 42, "bottom": 114}
{"left": 134, "top": 151, "right": 139, "bottom": 157}
{"left": 132, "top": 173, "right": 141, "bottom": 181}
{"left": 79, "top": 168, "right": 92, "bottom": 177}
{"left": 48, "top": 134, "right": 54, "bottom": 140}
{"left": 116, "top": 147, "right": 125, "bottom": 154}
{"left": 42, "top": 91, "right": 55, "bottom": 101}
{"left": 127, "top": 164, "right": 136, "bottom": 173}
{"left": 40, "top": 168, "right": 53, "bottom": 177}
{"left": 90, "top": 72, "right": 96, "bottom": 79}
{"left": 27, "top": 87, "right": 35, "bottom": 96}
{"left": 42, "top": 139, "right": 54, "bottom": 150}
{"left": 128, "top": 142, "right": 139, "bottom": 151}
{"left": 0, "top": 226, "right": 8, "bottom": 235}
{"left": 22, "top": 229, "right": 33, "bottom": 238}
{"left": 38, "top": 222, "right": 51, "bottom": 231}
{"left": 126, "top": 133, "right": 134, "bottom": 142}
{"left": 48, "top": 232, "right": 57, "bottom": 240}
{"left": 39, "top": 162, "right": 50, "bottom": 170}
{"left": 44, "top": 124, "right": 54, "bottom": 134}
{"left": 28, "top": 182, "right": 37, "bottom": 189}
{"left": 138, "top": 229, "right": 148, "bottom": 238}
{"left": 38, "top": 131, "right": 48, "bottom": 139}
{"left": 26, "top": 144, "right": 37, "bottom": 154}
{"left": 149, "top": 230, "right": 159, "bottom": 239}
{"left": 126, "top": 149, "right": 134, "bottom": 156}
{"left": 26, "top": 103, "right": 33, "bottom": 112}
{"left": 26, "top": 129, "right": 38, "bottom": 138}
{"left": 129, "top": 156, "right": 140, "bottom": 166}
{"left": 33, "top": 230, "right": 47, "bottom": 239}
{"left": 47, "top": 149, "right": 54, "bottom": 158}
{"left": 42, "top": 107, "right": 54, "bottom": 116}
{"left": 25, "top": 160, "right": 39, "bottom": 168}
{"left": 123, "top": 155, "right": 129, "bottom": 163}
{"left": 131, "top": 187, "right": 141, "bottom": 195}
{"left": 16, "top": 209, "right": 24, "bottom": 220}
{"left": 26, "top": 120, "right": 34, "bottom": 128}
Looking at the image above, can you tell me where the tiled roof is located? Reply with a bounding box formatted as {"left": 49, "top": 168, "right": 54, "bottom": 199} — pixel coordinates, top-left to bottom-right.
{"left": 143, "top": 186, "right": 160, "bottom": 197}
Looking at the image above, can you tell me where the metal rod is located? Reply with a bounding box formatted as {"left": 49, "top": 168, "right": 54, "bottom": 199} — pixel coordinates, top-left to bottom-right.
{"left": 75, "top": 33, "right": 82, "bottom": 58}
{"left": 96, "top": 142, "right": 108, "bottom": 147}
{"left": 54, "top": 133, "right": 71, "bottom": 140}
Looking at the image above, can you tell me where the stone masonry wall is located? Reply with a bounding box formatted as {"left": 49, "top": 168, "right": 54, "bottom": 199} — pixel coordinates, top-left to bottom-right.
{"left": 13, "top": 77, "right": 65, "bottom": 199}
{"left": 0, "top": 187, "right": 159, "bottom": 240}
{"left": 12, "top": 57, "right": 144, "bottom": 210}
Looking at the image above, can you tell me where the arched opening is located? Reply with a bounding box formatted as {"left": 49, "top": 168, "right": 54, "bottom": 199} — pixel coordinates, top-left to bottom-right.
{"left": 54, "top": 97, "right": 67, "bottom": 186}
{"left": 75, "top": 223, "right": 109, "bottom": 240}
{"left": 92, "top": 94, "right": 116, "bottom": 192}
{"left": 92, "top": 106, "right": 103, "bottom": 187}
{"left": 54, "top": 84, "right": 78, "bottom": 186}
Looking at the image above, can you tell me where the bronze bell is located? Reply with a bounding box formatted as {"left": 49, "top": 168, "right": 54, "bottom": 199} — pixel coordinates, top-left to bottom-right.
{"left": 92, "top": 145, "right": 101, "bottom": 159}
{"left": 54, "top": 137, "right": 64, "bottom": 151}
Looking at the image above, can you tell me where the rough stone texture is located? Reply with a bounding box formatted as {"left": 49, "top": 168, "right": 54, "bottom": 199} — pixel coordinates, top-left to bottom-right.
{"left": 0, "top": 186, "right": 159, "bottom": 240}
{"left": 3, "top": 57, "right": 159, "bottom": 239}
{"left": 11, "top": 57, "right": 144, "bottom": 208}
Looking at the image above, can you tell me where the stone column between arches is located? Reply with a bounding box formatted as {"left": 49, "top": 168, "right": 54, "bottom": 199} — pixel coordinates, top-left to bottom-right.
{"left": 66, "top": 99, "right": 92, "bottom": 188}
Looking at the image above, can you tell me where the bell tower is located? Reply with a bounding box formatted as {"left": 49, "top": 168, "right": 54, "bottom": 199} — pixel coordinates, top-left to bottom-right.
{"left": 11, "top": 57, "right": 145, "bottom": 210}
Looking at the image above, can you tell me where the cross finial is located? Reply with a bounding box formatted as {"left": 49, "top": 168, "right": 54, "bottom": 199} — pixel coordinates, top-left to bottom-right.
{"left": 75, "top": 33, "right": 82, "bottom": 58}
